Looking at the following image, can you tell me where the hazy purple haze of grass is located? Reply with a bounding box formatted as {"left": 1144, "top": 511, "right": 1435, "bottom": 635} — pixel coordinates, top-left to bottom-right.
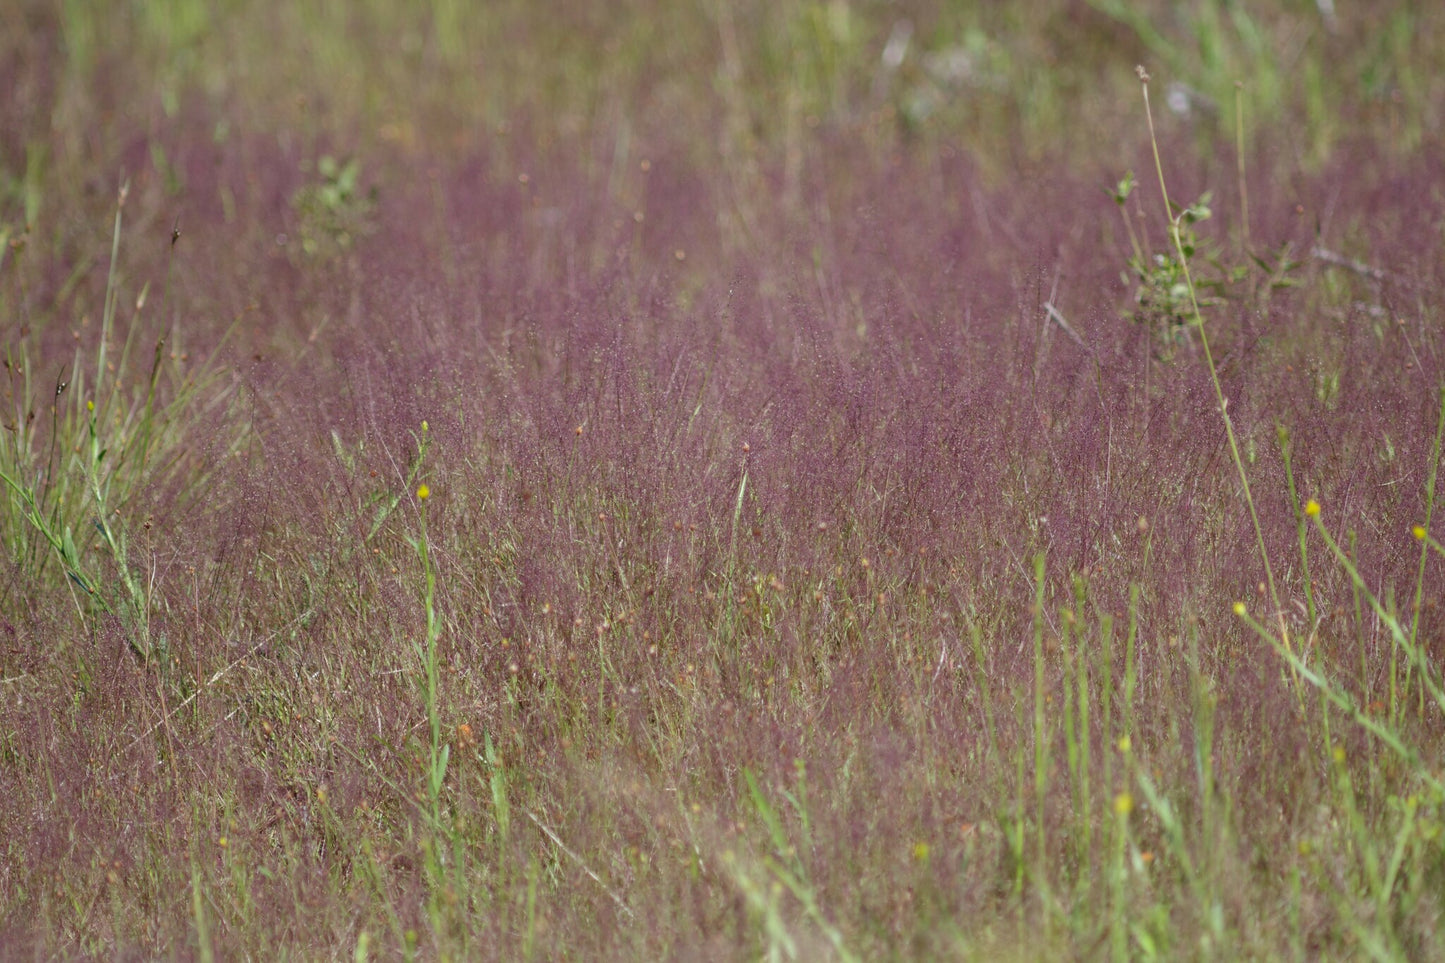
{"left": 3, "top": 2, "right": 1445, "bottom": 958}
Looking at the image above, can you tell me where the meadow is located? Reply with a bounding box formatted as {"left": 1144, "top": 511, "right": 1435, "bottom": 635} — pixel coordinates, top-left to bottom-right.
{"left": 2, "top": 1, "right": 1444, "bottom": 958}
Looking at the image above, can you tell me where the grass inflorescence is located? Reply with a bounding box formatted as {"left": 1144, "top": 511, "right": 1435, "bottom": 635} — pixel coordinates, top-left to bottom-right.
{"left": 3, "top": 1, "right": 1445, "bottom": 959}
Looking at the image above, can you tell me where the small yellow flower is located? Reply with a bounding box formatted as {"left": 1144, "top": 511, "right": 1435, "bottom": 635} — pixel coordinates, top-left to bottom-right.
{"left": 217, "top": 836, "right": 228, "bottom": 848}
{"left": 912, "top": 842, "right": 930, "bottom": 862}
{"left": 1305, "top": 499, "right": 1320, "bottom": 516}
{"left": 87, "top": 400, "right": 94, "bottom": 412}
{"left": 1332, "top": 745, "right": 1346, "bottom": 764}
{"left": 1233, "top": 602, "right": 1247, "bottom": 617}
{"left": 1413, "top": 525, "right": 1427, "bottom": 540}
{"left": 1114, "top": 793, "right": 1134, "bottom": 816}
{"left": 421, "top": 420, "right": 429, "bottom": 433}
{"left": 417, "top": 484, "right": 430, "bottom": 500}
{"left": 1117, "top": 735, "right": 1131, "bottom": 754}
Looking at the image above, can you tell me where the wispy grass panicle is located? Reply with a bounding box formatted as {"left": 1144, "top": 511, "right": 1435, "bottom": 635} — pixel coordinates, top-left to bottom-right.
{"left": 5, "top": 7, "right": 1445, "bottom": 958}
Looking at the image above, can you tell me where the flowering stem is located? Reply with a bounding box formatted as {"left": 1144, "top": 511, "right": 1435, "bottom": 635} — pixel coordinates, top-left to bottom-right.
{"left": 1138, "top": 67, "right": 1290, "bottom": 671}
{"left": 411, "top": 423, "right": 450, "bottom": 892}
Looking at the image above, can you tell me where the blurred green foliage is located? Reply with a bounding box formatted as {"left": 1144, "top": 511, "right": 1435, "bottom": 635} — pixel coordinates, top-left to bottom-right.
{"left": 292, "top": 155, "right": 376, "bottom": 261}
{"left": 32, "top": 0, "right": 1444, "bottom": 178}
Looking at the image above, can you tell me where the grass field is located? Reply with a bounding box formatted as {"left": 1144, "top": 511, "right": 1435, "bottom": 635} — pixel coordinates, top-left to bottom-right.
{"left": 3, "top": 1, "right": 1445, "bottom": 958}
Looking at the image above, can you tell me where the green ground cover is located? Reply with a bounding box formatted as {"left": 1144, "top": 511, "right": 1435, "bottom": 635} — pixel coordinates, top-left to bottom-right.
{"left": 3, "top": 1, "right": 1445, "bottom": 958}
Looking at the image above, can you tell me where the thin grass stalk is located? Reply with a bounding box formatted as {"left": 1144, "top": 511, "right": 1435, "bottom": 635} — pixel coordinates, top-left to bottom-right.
{"left": 1289, "top": 856, "right": 1304, "bottom": 963}
{"left": 1404, "top": 385, "right": 1445, "bottom": 716}
{"left": 1073, "top": 577, "right": 1092, "bottom": 858}
{"left": 408, "top": 421, "right": 454, "bottom": 929}
{"left": 968, "top": 619, "right": 1001, "bottom": 771}
{"left": 1138, "top": 66, "right": 1295, "bottom": 688}
{"left": 95, "top": 181, "right": 127, "bottom": 410}
{"left": 1306, "top": 505, "right": 1445, "bottom": 716}
{"left": 1031, "top": 552, "right": 1049, "bottom": 896}
{"left": 1061, "top": 599, "right": 1079, "bottom": 842}
{"left": 1234, "top": 599, "right": 1441, "bottom": 796}
{"left": 1327, "top": 743, "right": 1389, "bottom": 936}
{"left": 1277, "top": 423, "right": 1315, "bottom": 625}
{"left": 135, "top": 218, "right": 181, "bottom": 481}
{"left": 1124, "top": 584, "right": 1139, "bottom": 741}
{"left": 190, "top": 857, "right": 215, "bottom": 963}
{"left": 1011, "top": 729, "right": 1028, "bottom": 919}
{"left": 39, "top": 367, "right": 66, "bottom": 541}
{"left": 1234, "top": 81, "right": 1250, "bottom": 256}
{"left": 1387, "top": 587, "right": 1401, "bottom": 726}
{"left": 715, "top": 459, "right": 749, "bottom": 681}
{"left": 1109, "top": 789, "right": 1132, "bottom": 962}
{"left": 1187, "top": 620, "right": 1217, "bottom": 880}
{"left": 1350, "top": 528, "right": 1367, "bottom": 696}
{"left": 1098, "top": 608, "right": 1115, "bottom": 834}
{"left": 86, "top": 397, "right": 151, "bottom": 661}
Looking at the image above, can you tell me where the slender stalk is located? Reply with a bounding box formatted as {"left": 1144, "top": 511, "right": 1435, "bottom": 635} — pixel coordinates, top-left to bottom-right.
{"left": 410, "top": 421, "right": 455, "bottom": 932}
{"left": 1405, "top": 386, "right": 1445, "bottom": 715}
{"left": 1073, "top": 577, "right": 1092, "bottom": 857}
{"left": 1031, "top": 553, "right": 1049, "bottom": 893}
{"left": 1137, "top": 67, "right": 1293, "bottom": 676}
{"left": 969, "top": 619, "right": 1001, "bottom": 770}
{"left": 1234, "top": 81, "right": 1250, "bottom": 255}
{"left": 1309, "top": 506, "right": 1445, "bottom": 715}
{"left": 1277, "top": 423, "right": 1315, "bottom": 624}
